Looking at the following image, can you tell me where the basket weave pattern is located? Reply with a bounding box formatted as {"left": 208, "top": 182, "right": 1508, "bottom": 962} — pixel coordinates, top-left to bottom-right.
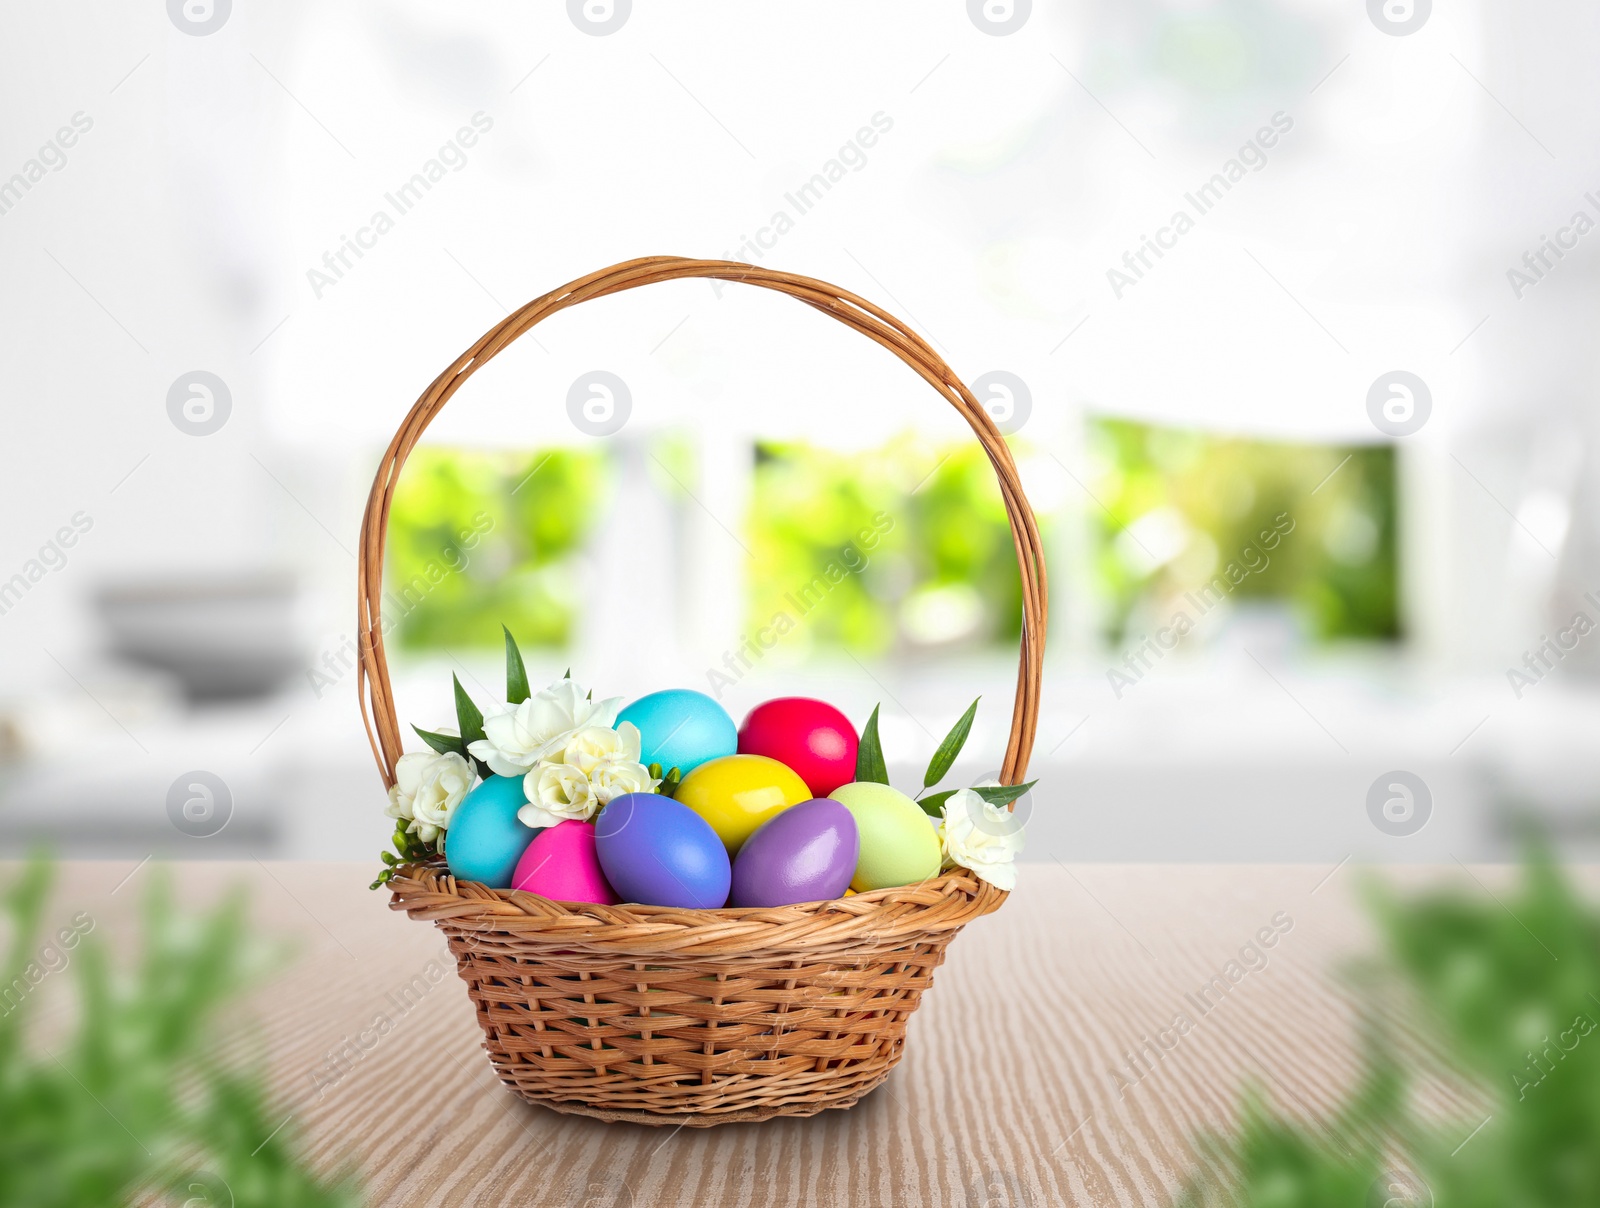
{"left": 363, "top": 257, "right": 1047, "bottom": 1125}
{"left": 392, "top": 863, "right": 1004, "bottom": 1123}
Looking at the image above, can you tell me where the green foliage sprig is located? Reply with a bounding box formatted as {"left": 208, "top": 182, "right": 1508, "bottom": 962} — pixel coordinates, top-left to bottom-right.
{"left": 1178, "top": 844, "right": 1600, "bottom": 1208}
{"left": 0, "top": 858, "right": 361, "bottom": 1208}
{"left": 854, "top": 698, "right": 1036, "bottom": 816}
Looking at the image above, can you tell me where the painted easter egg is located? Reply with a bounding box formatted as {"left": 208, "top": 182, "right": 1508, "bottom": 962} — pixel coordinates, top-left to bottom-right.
{"left": 729, "top": 797, "right": 859, "bottom": 908}
{"left": 616, "top": 689, "right": 737, "bottom": 776}
{"left": 675, "top": 754, "right": 811, "bottom": 855}
{"left": 594, "top": 793, "right": 731, "bottom": 909}
{"left": 511, "top": 820, "right": 617, "bottom": 905}
{"left": 828, "top": 781, "right": 942, "bottom": 891}
{"left": 737, "top": 698, "right": 860, "bottom": 797}
{"left": 444, "top": 774, "right": 538, "bottom": 889}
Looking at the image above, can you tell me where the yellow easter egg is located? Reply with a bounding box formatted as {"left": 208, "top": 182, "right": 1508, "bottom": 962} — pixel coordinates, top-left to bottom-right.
{"left": 676, "top": 754, "right": 810, "bottom": 855}
{"left": 828, "top": 781, "right": 942, "bottom": 891}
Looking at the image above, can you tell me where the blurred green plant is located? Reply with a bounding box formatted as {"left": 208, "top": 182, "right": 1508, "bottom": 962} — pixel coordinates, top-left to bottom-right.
{"left": 1179, "top": 847, "right": 1600, "bottom": 1207}
{"left": 385, "top": 447, "right": 603, "bottom": 650}
{"left": 749, "top": 435, "right": 1025, "bottom": 655}
{"left": 0, "top": 859, "right": 359, "bottom": 1208}
{"left": 1089, "top": 419, "right": 1399, "bottom": 645}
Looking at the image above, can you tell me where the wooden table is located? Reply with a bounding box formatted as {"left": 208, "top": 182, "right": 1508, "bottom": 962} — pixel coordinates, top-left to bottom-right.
{"left": 43, "top": 861, "right": 1425, "bottom": 1206}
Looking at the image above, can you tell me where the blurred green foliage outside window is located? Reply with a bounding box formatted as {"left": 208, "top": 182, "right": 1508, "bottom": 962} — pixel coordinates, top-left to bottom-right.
{"left": 1089, "top": 418, "right": 1400, "bottom": 645}
{"left": 384, "top": 447, "right": 602, "bottom": 649}
{"left": 748, "top": 435, "right": 1025, "bottom": 656}
{"left": 384, "top": 424, "right": 1399, "bottom": 657}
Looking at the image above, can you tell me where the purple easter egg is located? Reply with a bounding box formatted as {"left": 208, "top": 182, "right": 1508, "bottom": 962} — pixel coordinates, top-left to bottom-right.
{"left": 594, "top": 793, "right": 731, "bottom": 909}
{"left": 730, "top": 797, "right": 859, "bottom": 908}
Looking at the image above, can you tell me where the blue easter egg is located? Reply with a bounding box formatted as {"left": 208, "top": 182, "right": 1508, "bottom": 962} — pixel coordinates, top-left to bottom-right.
{"left": 616, "top": 689, "right": 737, "bottom": 776}
{"left": 594, "top": 793, "right": 731, "bottom": 909}
{"left": 444, "top": 774, "right": 538, "bottom": 889}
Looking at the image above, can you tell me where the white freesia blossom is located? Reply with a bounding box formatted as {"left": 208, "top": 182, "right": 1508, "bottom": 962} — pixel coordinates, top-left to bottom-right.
{"left": 588, "top": 758, "right": 656, "bottom": 803}
{"left": 938, "top": 788, "right": 1024, "bottom": 891}
{"left": 518, "top": 721, "right": 658, "bottom": 827}
{"left": 385, "top": 750, "right": 473, "bottom": 845}
{"left": 561, "top": 722, "right": 642, "bottom": 775}
{"left": 519, "top": 762, "right": 597, "bottom": 829}
{"left": 468, "top": 680, "right": 623, "bottom": 777}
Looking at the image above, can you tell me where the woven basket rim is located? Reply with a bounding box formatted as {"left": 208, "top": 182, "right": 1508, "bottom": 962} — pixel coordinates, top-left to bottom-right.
{"left": 388, "top": 861, "right": 1006, "bottom": 956}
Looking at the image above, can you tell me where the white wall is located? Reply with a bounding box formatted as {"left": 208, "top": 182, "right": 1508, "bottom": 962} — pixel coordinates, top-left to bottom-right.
{"left": 4, "top": 0, "right": 1600, "bottom": 862}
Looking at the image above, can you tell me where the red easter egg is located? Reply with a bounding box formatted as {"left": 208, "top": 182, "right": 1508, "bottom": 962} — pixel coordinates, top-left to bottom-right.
{"left": 737, "top": 697, "right": 859, "bottom": 796}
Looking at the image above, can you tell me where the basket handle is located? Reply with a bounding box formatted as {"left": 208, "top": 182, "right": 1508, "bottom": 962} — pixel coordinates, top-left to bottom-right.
{"left": 357, "top": 256, "right": 1048, "bottom": 793}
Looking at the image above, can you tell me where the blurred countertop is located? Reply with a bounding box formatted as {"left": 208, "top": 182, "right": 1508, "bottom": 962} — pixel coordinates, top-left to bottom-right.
{"left": 23, "top": 858, "right": 1578, "bottom": 1207}
{"left": 4, "top": 652, "right": 1600, "bottom": 864}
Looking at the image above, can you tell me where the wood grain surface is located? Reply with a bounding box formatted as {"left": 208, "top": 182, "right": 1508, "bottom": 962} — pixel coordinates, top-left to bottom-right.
{"left": 31, "top": 861, "right": 1472, "bottom": 1206}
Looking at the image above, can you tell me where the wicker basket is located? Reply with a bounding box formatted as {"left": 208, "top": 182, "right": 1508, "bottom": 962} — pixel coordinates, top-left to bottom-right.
{"left": 359, "top": 257, "right": 1048, "bottom": 1126}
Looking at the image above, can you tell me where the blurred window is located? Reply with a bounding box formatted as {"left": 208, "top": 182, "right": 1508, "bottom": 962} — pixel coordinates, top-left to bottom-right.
{"left": 384, "top": 447, "right": 603, "bottom": 649}
{"left": 1088, "top": 419, "right": 1399, "bottom": 644}
{"left": 748, "top": 436, "right": 1026, "bottom": 655}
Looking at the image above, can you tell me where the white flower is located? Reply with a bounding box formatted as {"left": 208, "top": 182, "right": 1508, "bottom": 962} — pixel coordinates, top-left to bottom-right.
{"left": 561, "top": 722, "right": 641, "bottom": 775}
{"left": 588, "top": 758, "right": 656, "bottom": 804}
{"left": 519, "top": 762, "right": 597, "bottom": 829}
{"left": 570, "top": 722, "right": 656, "bottom": 804}
{"left": 518, "top": 721, "right": 658, "bottom": 827}
{"left": 385, "top": 750, "right": 473, "bottom": 845}
{"left": 467, "top": 679, "right": 623, "bottom": 777}
{"left": 938, "top": 788, "right": 1024, "bottom": 891}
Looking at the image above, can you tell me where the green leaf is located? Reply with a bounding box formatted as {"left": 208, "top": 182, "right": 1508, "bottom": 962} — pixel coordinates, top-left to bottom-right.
{"left": 973, "top": 781, "right": 1036, "bottom": 808}
{"left": 923, "top": 697, "right": 979, "bottom": 790}
{"left": 503, "top": 625, "right": 530, "bottom": 704}
{"left": 856, "top": 704, "right": 888, "bottom": 785}
{"left": 563, "top": 667, "right": 571, "bottom": 679}
{"left": 412, "top": 724, "right": 465, "bottom": 759}
{"left": 454, "top": 674, "right": 486, "bottom": 744}
{"left": 917, "top": 781, "right": 1037, "bottom": 818}
{"left": 453, "top": 674, "right": 491, "bottom": 778}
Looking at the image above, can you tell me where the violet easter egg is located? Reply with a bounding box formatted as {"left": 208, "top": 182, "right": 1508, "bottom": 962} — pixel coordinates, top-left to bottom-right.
{"left": 594, "top": 793, "right": 731, "bottom": 909}
{"left": 675, "top": 754, "right": 812, "bottom": 855}
{"left": 737, "top": 698, "right": 860, "bottom": 797}
{"left": 444, "top": 774, "right": 538, "bottom": 889}
{"left": 511, "top": 820, "right": 618, "bottom": 905}
{"left": 616, "top": 689, "right": 738, "bottom": 776}
{"left": 828, "top": 781, "right": 942, "bottom": 892}
{"left": 730, "top": 797, "right": 859, "bottom": 908}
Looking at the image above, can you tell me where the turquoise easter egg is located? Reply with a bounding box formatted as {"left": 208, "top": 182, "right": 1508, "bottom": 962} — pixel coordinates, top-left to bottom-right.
{"left": 444, "top": 774, "right": 538, "bottom": 888}
{"left": 616, "top": 689, "right": 737, "bottom": 775}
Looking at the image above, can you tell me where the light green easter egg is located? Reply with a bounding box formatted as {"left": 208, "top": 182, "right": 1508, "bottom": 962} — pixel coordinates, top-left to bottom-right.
{"left": 828, "top": 781, "right": 942, "bottom": 891}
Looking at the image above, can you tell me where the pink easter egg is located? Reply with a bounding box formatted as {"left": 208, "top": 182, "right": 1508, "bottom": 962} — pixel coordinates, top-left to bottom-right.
{"left": 511, "top": 820, "right": 618, "bottom": 905}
